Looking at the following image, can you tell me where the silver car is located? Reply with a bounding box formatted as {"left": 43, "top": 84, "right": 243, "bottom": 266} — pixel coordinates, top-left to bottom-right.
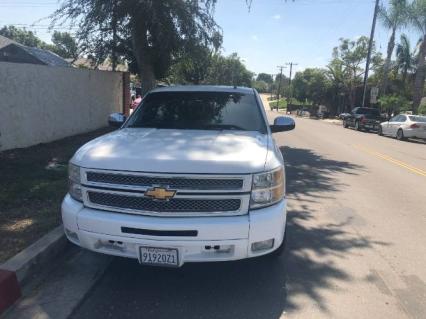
{"left": 378, "top": 114, "right": 426, "bottom": 141}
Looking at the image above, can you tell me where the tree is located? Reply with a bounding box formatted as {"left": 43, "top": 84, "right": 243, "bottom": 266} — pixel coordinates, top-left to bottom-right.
{"left": 256, "top": 73, "right": 273, "bottom": 84}
{"left": 408, "top": 0, "right": 426, "bottom": 112}
{"left": 252, "top": 80, "right": 269, "bottom": 93}
{"left": 166, "top": 45, "right": 214, "bottom": 84}
{"left": 0, "top": 25, "right": 42, "bottom": 47}
{"left": 50, "top": 31, "right": 79, "bottom": 60}
{"left": 51, "top": 0, "right": 222, "bottom": 94}
{"left": 326, "top": 58, "right": 349, "bottom": 114}
{"left": 204, "top": 53, "right": 253, "bottom": 87}
{"left": 292, "top": 68, "right": 330, "bottom": 106}
{"left": 378, "top": 0, "right": 408, "bottom": 95}
{"left": 332, "top": 37, "right": 374, "bottom": 109}
{"left": 378, "top": 94, "right": 411, "bottom": 113}
{"left": 396, "top": 34, "right": 415, "bottom": 84}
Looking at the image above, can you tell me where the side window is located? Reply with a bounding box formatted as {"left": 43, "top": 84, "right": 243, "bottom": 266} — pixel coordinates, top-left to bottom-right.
{"left": 399, "top": 115, "right": 407, "bottom": 122}
{"left": 352, "top": 108, "right": 358, "bottom": 115}
{"left": 389, "top": 115, "right": 399, "bottom": 122}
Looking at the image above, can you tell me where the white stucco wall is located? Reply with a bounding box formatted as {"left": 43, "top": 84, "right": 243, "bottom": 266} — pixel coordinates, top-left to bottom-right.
{"left": 0, "top": 62, "right": 123, "bottom": 151}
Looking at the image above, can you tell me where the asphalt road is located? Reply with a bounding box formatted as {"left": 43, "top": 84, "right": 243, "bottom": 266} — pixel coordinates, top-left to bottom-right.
{"left": 71, "top": 97, "right": 426, "bottom": 319}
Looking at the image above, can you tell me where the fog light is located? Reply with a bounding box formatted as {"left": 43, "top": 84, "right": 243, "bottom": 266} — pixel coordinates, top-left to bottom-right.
{"left": 251, "top": 238, "right": 274, "bottom": 252}
{"left": 65, "top": 228, "right": 79, "bottom": 244}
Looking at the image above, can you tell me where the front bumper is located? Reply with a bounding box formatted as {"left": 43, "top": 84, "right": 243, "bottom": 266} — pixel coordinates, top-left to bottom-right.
{"left": 61, "top": 195, "right": 287, "bottom": 266}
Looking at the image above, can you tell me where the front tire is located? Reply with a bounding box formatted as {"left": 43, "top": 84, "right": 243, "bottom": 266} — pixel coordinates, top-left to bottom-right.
{"left": 396, "top": 129, "right": 406, "bottom": 141}
{"left": 343, "top": 120, "right": 348, "bottom": 128}
{"left": 378, "top": 126, "right": 383, "bottom": 136}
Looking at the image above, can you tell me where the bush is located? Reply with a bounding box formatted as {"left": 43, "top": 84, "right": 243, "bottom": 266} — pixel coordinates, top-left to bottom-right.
{"left": 378, "top": 94, "right": 411, "bottom": 113}
{"left": 418, "top": 102, "right": 426, "bottom": 115}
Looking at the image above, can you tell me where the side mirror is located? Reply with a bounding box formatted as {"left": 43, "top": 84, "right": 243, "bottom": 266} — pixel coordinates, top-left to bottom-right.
{"left": 270, "top": 116, "right": 295, "bottom": 133}
{"left": 108, "top": 112, "right": 126, "bottom": 128}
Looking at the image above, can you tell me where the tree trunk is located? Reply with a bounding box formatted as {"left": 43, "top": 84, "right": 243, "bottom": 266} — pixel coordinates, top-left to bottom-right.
{"left": 131, "top": 19, "right": 157, "bottom": 95}
{"left": 382, "top": 27, "right": 396, "bottom": 96}
{"left": 412, "top": 34, "right": 426, "bottom": 113}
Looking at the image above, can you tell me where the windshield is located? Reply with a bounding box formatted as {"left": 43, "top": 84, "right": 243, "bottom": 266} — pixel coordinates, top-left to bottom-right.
{"left": 125, "top": 91, "right": 267, "bottom": 133}
{"left": 357, "top": 108, "right": 380, "bottom": 116}
{"left": 409, "top": 116, "right": 426, "bottom": 122}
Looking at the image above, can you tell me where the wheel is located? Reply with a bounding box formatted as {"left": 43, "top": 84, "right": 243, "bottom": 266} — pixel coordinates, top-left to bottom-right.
{"left": 355, "top": 120, "right": 360, "bottom": 131}
{"left": 378, "top": 126, "right": 383, "bottom": 136}
{"left": 396, "top": 129, "right": 406, "bottom": 141}
{"left": 343, "top": 120, "right": 348, "bottom": 128}
{"left": 269, "top": 231, "right": 287, "bottom": 258}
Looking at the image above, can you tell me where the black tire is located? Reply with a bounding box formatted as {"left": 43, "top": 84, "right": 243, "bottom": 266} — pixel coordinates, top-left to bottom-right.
{"left": 343, "top": 120, "right": 348, "bottom": 128}
{"left": 355, "top": 120, "right": 360, "bottom": 131}
{"left": 269, "top": 231, "right": 287, "bottom": 258}
{"left": 396, "top": 129, "right": 406, "bottom": 141}
{"left": 378, "top": 126, "right": 383, "bottom": 136}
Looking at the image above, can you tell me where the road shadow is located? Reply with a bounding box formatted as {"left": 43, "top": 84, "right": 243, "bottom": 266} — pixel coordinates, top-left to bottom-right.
{"left": 282, "top": 146, "right": 364, "bottom": 202}
{"left": 71, "top": 146, "right": 384, "bottom": 319}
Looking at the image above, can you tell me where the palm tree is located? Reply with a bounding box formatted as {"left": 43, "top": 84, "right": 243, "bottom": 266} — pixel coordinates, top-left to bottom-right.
{"left": 396, "top": 34, "right": 415, "bottom": 83}
{"left": 378, "top": 0, "right": 408, "bottom": 95}
{"left": 409, "top": 0, "right": 426, "bottom": 112}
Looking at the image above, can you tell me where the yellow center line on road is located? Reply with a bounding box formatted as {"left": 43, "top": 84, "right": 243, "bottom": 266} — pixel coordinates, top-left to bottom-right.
{"left": 353, "top": 144, "right": 426, "bottom": 178}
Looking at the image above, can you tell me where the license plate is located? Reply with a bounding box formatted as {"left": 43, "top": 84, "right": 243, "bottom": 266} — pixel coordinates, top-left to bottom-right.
{"left": 139, "top": 246, "right": 179, "bottom": 267}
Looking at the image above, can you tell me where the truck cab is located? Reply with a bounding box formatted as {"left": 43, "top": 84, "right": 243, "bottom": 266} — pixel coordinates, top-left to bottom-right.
{"left": 62, "top": 86, "right": 295, "bottom": 267}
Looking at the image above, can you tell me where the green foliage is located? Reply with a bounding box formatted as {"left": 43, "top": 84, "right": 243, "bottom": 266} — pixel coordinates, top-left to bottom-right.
{"left": 0, "top": 25, "right": 43, "bottom": 47}
{"left": 396, "top": 34, "right": 415, "bottom": 81}
{"left": 51, "top": 0, "right": 222, "bottom": 93}
{"left": 256, "top": 73, "right": 273, "bottom": 83}
{"left": 204, "top": 53, "right": 253, "bottom": 87}
{"left": 378, "top": 94, "right": 411, "bottom": 112}
{"left": 168, "top": 52, "right": 253, "bottom": 87}
{"left": 292, "top": 68, "right": 331, "bottom": 106}
{"left": 0, "top": 25, "right": 79, "bottom": 60}
{"left": 418, "top": 102, "right": 426, "bottom": 115}
{"left": 252, "top": 80, "right": 269, "bottom": 93}
{"left": 378, "top": 0, "right": 408, "bottom": 31}
{"left": 167, "top": 46, "right": 213, "bottom": 84}
{"left": 269, "top": 99, "right": 287, "bottom": 109}
{"left": 49, "top": 31, "right": 79, "bottom": 59}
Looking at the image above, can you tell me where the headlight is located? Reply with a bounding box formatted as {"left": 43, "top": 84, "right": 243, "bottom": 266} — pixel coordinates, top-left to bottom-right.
{"left": 250, "top": 167, "right": 285, "bottom": 209}
{"left": 68, "top": 163, "right": 82, "bottom": 202}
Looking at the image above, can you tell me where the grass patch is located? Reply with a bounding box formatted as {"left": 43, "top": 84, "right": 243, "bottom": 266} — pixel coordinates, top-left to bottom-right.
{"left": 269, "top": 99, "right": 287, "bottom": 109}
{"left": 0, "top": 127, "right": 113, "bottom": 263}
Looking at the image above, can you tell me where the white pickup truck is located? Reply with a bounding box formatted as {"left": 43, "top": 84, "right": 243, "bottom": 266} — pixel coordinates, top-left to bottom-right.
{"left": 62, "top": 86, "right": 295, "bottom": 267}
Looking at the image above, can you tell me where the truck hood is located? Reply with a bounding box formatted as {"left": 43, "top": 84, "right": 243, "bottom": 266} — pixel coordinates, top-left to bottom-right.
{"left": 72, "top": 128, "right": 270, "bottom": 174}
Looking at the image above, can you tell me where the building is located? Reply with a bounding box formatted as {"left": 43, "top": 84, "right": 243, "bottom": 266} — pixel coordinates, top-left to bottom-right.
{"left": 0, "top": 35, "right": 69, "bottom": 67}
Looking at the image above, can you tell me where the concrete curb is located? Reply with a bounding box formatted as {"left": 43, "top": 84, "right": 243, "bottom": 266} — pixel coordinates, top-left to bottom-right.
{"left": 0, "top": 225, "right": 67, "bottom": 314}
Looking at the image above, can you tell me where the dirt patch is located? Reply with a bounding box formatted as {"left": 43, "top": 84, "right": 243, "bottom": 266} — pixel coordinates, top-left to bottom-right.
{"left": 0, "top": 127, "right": 113, "bottom": 263}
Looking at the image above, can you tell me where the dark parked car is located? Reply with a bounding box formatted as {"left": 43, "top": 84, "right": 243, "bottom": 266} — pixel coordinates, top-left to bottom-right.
{"left": 342, "top": 107, "right": 382, "bottom": 131}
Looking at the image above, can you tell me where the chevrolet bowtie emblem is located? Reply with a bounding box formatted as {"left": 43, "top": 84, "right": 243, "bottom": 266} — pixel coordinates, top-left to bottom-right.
{"left": 145, "top": 187, "right": 176, "bottom": 201}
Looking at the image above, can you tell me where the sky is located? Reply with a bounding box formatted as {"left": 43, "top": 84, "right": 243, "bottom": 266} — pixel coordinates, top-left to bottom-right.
{"left": 0, "top": 0, "right": 421, "bottom": 76}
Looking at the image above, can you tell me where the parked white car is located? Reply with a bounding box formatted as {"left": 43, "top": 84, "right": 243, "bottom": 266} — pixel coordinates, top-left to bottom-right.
{"left": 62, "top": 86, "right": 295, "bottom": 267}
{"left": 378, "top": 114, "right": 426, "bottom": 141}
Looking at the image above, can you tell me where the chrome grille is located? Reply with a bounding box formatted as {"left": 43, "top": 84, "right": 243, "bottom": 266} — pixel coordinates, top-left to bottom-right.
{"left": 86, "top": 172, "right": 244, "bottom": 190}
{"left": 88, "top": 192, "right": 241, "bottom": 213}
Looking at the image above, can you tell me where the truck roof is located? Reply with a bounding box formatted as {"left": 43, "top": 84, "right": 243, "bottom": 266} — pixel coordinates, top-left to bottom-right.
{"left": 150, "top": 85, "right": 255, "bottom": 95}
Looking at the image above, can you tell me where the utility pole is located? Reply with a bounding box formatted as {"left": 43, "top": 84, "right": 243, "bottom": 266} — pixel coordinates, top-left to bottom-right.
{"left": 270, "top": 73, "right": 274, "bottom": 101}
{"left": 111, "top": 1, "right": 117, "bottom": 71}
{"left": 362, "top": 0, "right": 380, "bottom": 108}
{"left": 276, "top": 66, "right": 286, "bottom": 111}
{"left": 286, "top": 62, "right": 298, "bottom": 106}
